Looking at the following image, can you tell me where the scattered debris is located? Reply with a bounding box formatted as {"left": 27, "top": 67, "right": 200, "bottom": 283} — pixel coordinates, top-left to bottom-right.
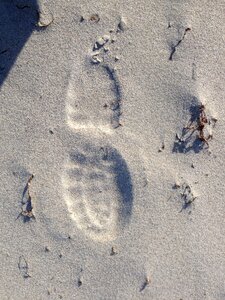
{"left": 140, "top": 276, "right": 151, "bottom": 292}
{"left": 77, "top": 268, "right": 83, "bottom": 287}
{"left": 93, "top": 35, "right": 110, "bottom": 51}
{"left": 173, "top": 103, "right": 217, "bottom": 153}
{"left": 89, "top": 18, "right": 125, "bottom": 129}
{"left": 49, "top": 129, "right": 54, "bottom": 134}
{"left": 170, "top": 181, "right": 197, "bottom": 213}
{"left": 18, "top": 255, "right": 31, "bottom": 278}
{"left": 169, "top": 27, "right": 191, "bottom": 61}
{"left": 45, "top": 246, "right": 50, "bottom": 252}
{"left": 180, "top": 183, "right": 197, "bottom": 212}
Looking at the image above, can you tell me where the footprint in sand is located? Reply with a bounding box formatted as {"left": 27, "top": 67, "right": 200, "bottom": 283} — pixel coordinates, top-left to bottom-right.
{"left": 62, "top": 140, "right": 133, "bottom": 242}
{"left": 62, "top": 20, "right": 135, "bottom": 242}
{"left": 66, "top": 62, "right": 122, "bottom": 132}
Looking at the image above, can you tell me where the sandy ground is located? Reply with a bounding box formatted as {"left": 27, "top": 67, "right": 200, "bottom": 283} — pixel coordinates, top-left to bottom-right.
{"left": 0, "top": 0, "right": 225, "bottom": 299}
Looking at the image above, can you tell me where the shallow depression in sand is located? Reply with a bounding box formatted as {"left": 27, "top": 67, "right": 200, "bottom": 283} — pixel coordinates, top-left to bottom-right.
{"left": 62, "top": 141, "right": 133, "bottom": 242}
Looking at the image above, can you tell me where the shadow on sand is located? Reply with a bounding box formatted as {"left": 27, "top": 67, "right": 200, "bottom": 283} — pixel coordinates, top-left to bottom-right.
{"left": 0, "top": 1, "right": 39, "bottom": 87}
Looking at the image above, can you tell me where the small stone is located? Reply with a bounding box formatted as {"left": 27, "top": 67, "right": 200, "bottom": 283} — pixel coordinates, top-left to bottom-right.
{"left": 91, "top": 54, "right": 102, "bottom": 64}
{"left": 173, "top": 182, "right": 180, "bottom": 189}
{"left": 78, "top": 277, "right": 82, "bottom": 287}
{"left": 45, "top": 246, "right": 50, "bottom": 252}
{"left": 115, "top": 56, "right": 119, "bottom": 61}
{"left": 117, "top": 17, "right": 127, "bottom": 32}
{"left": 94, "top": 35, "right": 110, "bottom": 50}
{"left": 104, "top": 46, "right": 109, "bottom": 52}
{"left": 110, "top": 246, "right": 117, "bottom": 256}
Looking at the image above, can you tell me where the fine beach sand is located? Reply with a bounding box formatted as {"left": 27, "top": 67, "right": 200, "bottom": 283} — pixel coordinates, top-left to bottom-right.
{"left": 0, "top": 0, "right": 225, "bottom": 299}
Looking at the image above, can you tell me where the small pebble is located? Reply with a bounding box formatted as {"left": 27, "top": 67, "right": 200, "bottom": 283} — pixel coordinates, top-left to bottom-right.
{"left": 117, "top": 17, "right": 127, "bottom": 32}
{"left": 45, "top": 246, "right": 50, "bottom": 252}
{"left": 110, "top": 246, "right": 117, "bottom": 256}
{"left": 89, "top": 14, "right": 100, "bottom": 23}
{"left": 104, "top": 46, "right": 109, "bottom": 52}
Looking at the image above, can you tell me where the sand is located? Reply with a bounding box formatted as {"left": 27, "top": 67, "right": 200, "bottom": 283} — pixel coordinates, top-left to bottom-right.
{"left": 0, "top": 0, "right": 225, "bottom": 299}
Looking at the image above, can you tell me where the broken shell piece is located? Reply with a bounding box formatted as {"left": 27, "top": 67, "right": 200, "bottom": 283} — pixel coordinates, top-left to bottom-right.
{"left": 37, "top": 11, "right": 54, "bottom": 27}
{"left": 91, "top": 54, "right": 102, "bottom": 64}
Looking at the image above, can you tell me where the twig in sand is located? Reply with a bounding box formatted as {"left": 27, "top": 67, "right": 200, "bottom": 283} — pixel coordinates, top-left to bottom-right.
{"left": 16, "top": 4, "right": 30, "bottom": 9}
{"left": 169, "top": 27, "right": 191, "bottom": 61}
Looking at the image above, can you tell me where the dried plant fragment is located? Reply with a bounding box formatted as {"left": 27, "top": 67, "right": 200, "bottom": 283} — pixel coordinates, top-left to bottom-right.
{"left": 18, "top": 255, "right": 31, "bottom": 278}
{"left": 17, "top": 174, "right": 35, "bottom": 222}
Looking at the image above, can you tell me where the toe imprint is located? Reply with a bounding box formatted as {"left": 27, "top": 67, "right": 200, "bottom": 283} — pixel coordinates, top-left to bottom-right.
{"left": 62, "top": 142, "right": 133, "bottom": 242}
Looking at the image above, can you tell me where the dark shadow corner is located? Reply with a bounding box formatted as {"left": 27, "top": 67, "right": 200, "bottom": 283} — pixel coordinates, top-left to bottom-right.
{"left": 0, "top": 0, "right": 39, "bottom": 87}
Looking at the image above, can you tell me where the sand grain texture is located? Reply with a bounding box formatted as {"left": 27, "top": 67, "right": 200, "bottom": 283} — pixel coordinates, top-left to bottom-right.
{"left": 0, "top": 0, "right": 225, "bottom": 299}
